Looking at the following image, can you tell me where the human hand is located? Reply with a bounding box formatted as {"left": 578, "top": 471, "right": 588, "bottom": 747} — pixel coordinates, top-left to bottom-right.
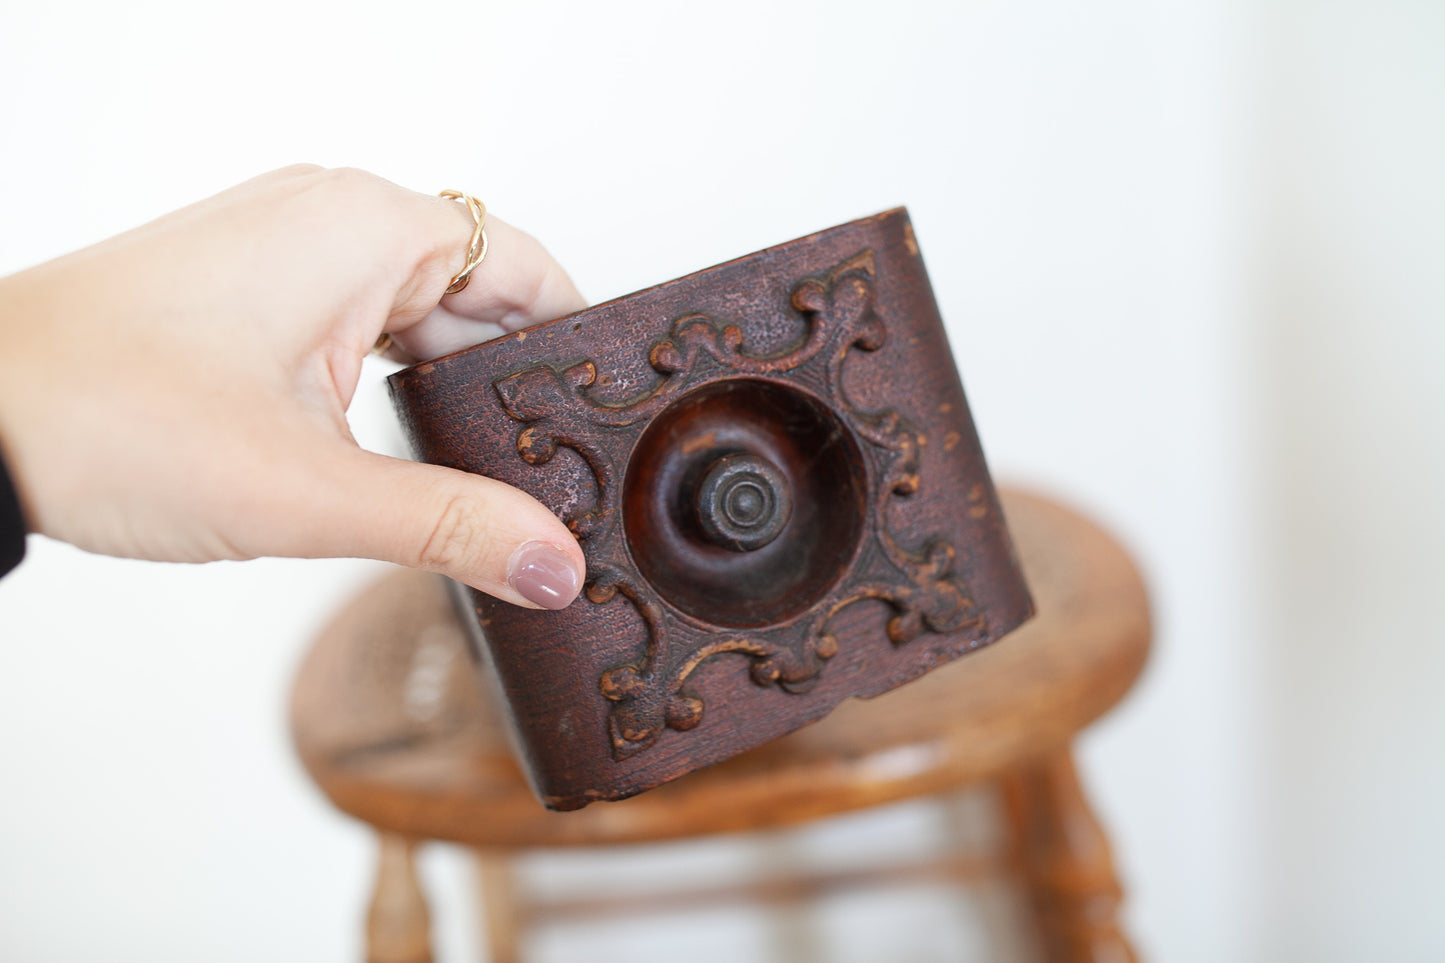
{"left": 0, "top": 166, "right": 587, "bottom": 609}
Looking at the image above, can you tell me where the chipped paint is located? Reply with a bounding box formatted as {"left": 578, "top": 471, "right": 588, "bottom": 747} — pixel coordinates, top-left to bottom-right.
{"left": 966, "top": 481, "right": 988, "bottom": 518}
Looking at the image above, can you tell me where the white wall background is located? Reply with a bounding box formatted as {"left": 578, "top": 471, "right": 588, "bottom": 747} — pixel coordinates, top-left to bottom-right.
{"left": 0, "top": 1, "right": 1440, "bottom": 960}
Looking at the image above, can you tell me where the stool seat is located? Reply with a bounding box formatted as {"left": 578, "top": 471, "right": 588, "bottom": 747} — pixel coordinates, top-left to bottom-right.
{"left": 291, "top": 489, "right": 1149, "bottom": 848}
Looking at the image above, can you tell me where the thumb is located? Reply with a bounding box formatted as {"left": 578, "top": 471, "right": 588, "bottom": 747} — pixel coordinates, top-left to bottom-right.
{"left": 308, "top": 448, "right": 585, "bottom": 610}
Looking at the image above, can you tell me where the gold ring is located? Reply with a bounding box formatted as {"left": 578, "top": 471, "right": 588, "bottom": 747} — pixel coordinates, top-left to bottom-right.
{"left": 439, "top": 189, "right": 488, "bottom": 295}
{"left": 372, "top": 189, "right": 489, "bottom": 357}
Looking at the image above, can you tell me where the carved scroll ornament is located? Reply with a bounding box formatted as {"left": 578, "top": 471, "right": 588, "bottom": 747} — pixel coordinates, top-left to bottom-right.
{"left": 493, "top": 251, "right": 984, "bottom": 760}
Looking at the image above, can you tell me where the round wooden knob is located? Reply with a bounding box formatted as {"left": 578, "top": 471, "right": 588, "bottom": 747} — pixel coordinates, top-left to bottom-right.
{"left": 693, "top": 452, "right": 793, "bottom": 551}
{"left": 623, "top": 378, "right": 867, "bottom": 628}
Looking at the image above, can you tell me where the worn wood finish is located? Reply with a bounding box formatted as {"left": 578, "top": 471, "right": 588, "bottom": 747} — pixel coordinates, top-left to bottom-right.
{"left": 1003, "top": 750, "right": 1138, "bottom": 963}
{"left": 387, "top": 209, "right": 1034, "bottom": 809}
{"left": 291, "top": 490, "right": 1148, "bottom": 850}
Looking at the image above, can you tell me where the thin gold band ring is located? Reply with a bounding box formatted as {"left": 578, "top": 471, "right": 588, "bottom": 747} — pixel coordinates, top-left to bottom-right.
{"left": 373, "top": 189, "right": 489, "bottom": 357}
{"left": 439, "top": 189, "right": 488, "bottom": 295}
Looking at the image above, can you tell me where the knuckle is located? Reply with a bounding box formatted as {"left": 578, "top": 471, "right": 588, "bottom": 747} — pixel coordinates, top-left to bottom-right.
{"left": 415, "top": 494, "right": 490, "bottom": 574}
{"left": 326, "top": 165, "right": 370, "bottom": 183}
{"left": 275, "top": 162, "right": 324, "bottom": 178}
{"left": 318, "top": 166, "right": 386, "bottom": 201}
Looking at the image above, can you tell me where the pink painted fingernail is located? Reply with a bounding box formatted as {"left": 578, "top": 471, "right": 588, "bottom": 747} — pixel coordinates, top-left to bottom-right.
{"left": 507, "top": 541, "right": 582, "bottom": 610}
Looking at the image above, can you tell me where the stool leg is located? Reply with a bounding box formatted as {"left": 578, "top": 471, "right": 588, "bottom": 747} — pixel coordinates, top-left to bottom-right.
{"left": 476, "top": 852, "right": 522, "bottom": 963}
{"left": 366, "top": 833, "right": 433, "bottom": 963}
{"left": 1000, "top": 748, "right": 1137, "bottom": 963}
{"left": 753, "top": 833, "right": 825, "bottom": 963}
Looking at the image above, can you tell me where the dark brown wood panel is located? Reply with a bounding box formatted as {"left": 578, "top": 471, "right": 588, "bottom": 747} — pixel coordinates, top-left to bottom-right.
{"left": 386, "top": 211, "right": 1034, "bottom": 808}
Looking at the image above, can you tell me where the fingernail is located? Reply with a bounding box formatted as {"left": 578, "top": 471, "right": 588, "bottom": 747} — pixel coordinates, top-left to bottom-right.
{"left": 507, "top": 541, "right": 582, "bottom": 610}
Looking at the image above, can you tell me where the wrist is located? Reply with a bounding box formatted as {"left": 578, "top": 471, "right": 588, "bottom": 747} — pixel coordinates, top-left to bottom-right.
{"left": 0, "top": 435, "right": 28, "bottom": 577}
{"left": 0, "top": 274, "right": 44, "bottom": 541}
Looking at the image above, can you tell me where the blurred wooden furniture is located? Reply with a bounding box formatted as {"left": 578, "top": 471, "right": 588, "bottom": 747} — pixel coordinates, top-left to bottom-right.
{"left": 291, "top": 489, "right": 1150, "bottom": 963}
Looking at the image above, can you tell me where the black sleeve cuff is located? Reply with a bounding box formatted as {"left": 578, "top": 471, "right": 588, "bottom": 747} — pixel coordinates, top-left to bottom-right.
{"left": 0, "top": 443, "right": 27, "bottom": 578}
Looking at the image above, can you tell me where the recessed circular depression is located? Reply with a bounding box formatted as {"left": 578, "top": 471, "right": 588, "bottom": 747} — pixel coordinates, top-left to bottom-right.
{"left": 622, "top": 378, "right": 867, "bottom": 628}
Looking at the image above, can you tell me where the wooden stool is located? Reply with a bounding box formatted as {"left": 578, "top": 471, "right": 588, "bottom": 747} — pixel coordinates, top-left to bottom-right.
{"left": 291, "top": 489, "right": 1150, "bottom": 962}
